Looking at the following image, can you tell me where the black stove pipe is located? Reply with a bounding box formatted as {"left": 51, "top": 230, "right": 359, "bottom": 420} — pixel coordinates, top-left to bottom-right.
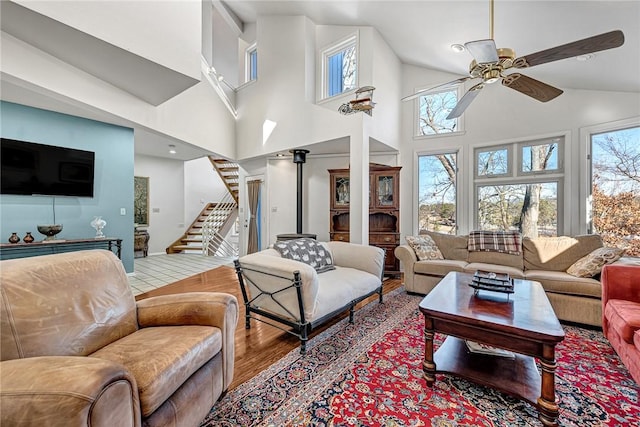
{"left": 290, "top": 149, "right": 309, "bottom": 234}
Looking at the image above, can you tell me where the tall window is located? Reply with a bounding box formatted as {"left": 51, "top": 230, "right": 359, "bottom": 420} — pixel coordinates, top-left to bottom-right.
{"left": 590, "top": 126, "right": 640, "bottom": 256}
{"left": 417, "top": 152, "right": 457, "bottom": 233}
{"left": 418, "top": 89, "right": 459, "bottom": 136}
{"left": 474, "top": 137, "right": 563, "bottom": 238}
{"left": 323, "top": 36, "right": 357, "bottom": 98}
{"left": 246, "top": 44, "right": 257, "bottom": 82}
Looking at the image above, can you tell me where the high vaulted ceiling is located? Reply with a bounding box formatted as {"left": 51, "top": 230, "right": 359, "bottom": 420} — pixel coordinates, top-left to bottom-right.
{"left": 225, "top": 0, "right": 640, "bottom": 94}
{"left": 3, "top": 1, "right": 638, "bottom": 161}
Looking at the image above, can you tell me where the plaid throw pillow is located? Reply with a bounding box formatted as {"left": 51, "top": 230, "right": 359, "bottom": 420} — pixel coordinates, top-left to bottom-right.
{"left": 468, "top": 230, "right": 522, "bottom": 255}
{"left": 273, "top": 238, "right": 336, "bottom": 273}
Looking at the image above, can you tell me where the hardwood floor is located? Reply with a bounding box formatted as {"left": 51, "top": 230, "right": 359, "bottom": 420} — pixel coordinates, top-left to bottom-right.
{"left": 135, "top": 266, "right": 404, "bottom": 389}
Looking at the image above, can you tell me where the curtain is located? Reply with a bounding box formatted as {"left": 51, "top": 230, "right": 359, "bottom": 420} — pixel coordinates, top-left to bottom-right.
{"left": 247, "top": 180, "right": 261, "bottom": 254}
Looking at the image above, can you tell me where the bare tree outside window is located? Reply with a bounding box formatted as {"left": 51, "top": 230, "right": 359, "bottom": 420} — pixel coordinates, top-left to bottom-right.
{"left": 418, "top": 153, "right": 457, "bottom": 234}
{"left": 591, "top": 126, "right": 640, "bottom": 256}
{"left": 475, "top": 141, "right": 560, "bottom": 238}
{"left": 342, "top": 45, "right": 357, "bottom": 93}
{"left": 478, "top": 183, "right": 558, "bottom": 236}
{"left": 419, "top": 90, "right": 458, "bottom": 135}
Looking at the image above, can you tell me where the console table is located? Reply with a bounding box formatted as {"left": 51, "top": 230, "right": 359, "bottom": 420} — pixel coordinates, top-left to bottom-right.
{"left": 0, "top": 237, "right": 122, "bottom": 261}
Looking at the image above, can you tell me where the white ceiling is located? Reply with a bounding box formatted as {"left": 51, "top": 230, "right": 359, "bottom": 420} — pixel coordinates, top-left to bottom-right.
{"left": 3, "top": 1, "right": 638, "bottom": 161}
{"left": 224, "top": 0, "right": 640, "bottom": 94}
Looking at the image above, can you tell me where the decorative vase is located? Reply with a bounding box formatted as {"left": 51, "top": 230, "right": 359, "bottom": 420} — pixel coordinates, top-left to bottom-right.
{"left": 23, "top": 232, "right": 35, "bottom": 243}
{"left": 37, "top": 224, "right": 63, "bottom": 241}
{"left": 8, "top": 232, "right": 20, "bottom": 244}
{"left": 91, "top": 216, "right": 107, "bottom": 238}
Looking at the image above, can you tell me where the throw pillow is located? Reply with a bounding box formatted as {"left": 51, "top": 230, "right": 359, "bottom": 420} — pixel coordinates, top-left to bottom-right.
{"left": 273, "top": 238, "right": 336, "bottom": 273}
{"left": 566, "top": 247, "right": 626, "bottom": 278}
{"left": 406, "top": 235, "right": 444, "bottom": 261}
{"left": 468, "top": 230, "right": 522, "bottom": 255}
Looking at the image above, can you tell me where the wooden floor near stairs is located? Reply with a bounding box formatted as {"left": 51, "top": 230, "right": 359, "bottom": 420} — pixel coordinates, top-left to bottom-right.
{"left": 135, "top": 266, "right": 403, "bottom": 390}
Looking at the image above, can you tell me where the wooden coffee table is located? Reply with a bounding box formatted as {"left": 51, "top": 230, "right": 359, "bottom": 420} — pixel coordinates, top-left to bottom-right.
{"left": 419, "top": 271, "right": 565, "bottom": 426}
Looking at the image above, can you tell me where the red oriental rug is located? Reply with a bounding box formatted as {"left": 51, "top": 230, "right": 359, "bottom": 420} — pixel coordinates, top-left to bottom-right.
{"left": 201, "top": 288, "right": 639, "bottom": 426}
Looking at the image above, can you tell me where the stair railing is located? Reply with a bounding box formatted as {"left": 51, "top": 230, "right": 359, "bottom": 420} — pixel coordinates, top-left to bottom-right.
{"left": 201, "top": 192, "right": 238, "bottom": 258}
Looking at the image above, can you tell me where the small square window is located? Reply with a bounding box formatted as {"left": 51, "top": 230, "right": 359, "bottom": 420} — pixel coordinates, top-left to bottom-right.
{"left": 521, "top": 140, "right": 560, "bottom": 173}
{"left": 323, "top": 36, "right": 357, "bottom": 99}
{"left": 417, "top": 89, "right": 459, "bottom": 136}
{"left": 476, "top": 147, "right": 510, "bottom": 177}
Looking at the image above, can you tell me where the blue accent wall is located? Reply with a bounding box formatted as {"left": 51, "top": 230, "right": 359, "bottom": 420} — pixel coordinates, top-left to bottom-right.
{"left": 0, "top": 101, "right": 135, "bottom": 272}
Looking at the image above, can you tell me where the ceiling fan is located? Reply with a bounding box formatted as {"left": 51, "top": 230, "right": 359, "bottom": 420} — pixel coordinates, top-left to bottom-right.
{"left": 402, "top": 0, "right": 625, "bottom": 119}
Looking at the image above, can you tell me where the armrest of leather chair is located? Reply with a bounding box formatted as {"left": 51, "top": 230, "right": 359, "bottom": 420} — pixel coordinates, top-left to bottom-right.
{"left": 136, "top": 293, "right": 239, "bottom": 390}
{"left": 1, "top": 356, "right": 140, "bottom": 426}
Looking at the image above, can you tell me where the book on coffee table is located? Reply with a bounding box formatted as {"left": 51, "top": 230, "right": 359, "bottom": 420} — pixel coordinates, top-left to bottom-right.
{"left": 465, "top": 340, "right": 515, "bottom": 358}
{"left": 470, "top": 270, "right": 514, "bottom": 294}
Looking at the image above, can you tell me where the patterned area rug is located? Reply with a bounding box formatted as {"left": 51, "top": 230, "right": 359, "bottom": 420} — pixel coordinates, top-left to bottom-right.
{"left": 201, "top": 288, "right": 639, "bottom": 426}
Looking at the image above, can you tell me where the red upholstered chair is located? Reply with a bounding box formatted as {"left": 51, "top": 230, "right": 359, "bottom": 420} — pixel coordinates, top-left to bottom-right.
{"left": 601, "top": 262, "right": 640, "bottom": 384}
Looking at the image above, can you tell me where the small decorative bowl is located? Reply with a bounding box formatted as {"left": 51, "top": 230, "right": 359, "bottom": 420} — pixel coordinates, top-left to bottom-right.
{"left": 37, "top": 224, "right": 63, "bottom": 241}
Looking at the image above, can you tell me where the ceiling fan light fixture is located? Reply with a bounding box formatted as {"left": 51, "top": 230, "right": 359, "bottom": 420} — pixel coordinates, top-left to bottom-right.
{"left": 483, "top": 68, "right": 501, "bottom": 84}
{"left": 450, "top": 43, "right": 465, "bottom": 53}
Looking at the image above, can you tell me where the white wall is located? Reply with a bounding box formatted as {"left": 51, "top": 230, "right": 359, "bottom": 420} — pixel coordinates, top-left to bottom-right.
{"left": 17, "top": 0, "right": 201, "bottom": 79}
{"left": 212, "top": 4, "right": 240, "bottom": 88}
{"left": 235, "top": 16, "right": 366, "bottom": 160}
{"left": 184, "top": 157, "right": 229, "bottom": 223}
{"left": 398, "top": 64, "right": 640, "bottom": 241}
{"left": 134, "top": 154, "right": 186, "bottom": 255}
{"left": 369, "top": 29, "right": 402, "bottom": 149}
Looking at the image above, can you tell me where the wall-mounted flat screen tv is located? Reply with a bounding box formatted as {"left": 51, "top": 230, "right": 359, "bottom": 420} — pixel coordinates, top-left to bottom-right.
{"left": 1, "top": 138, "right": 95, "bottom": 197}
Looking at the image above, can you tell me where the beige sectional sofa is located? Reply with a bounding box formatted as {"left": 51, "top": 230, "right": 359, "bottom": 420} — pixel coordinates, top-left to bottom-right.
{"left": 235, "top": 240, "right": 385, "bottom": 354}
{"left": 395, "top": 232, "right": 619, "bottom": 327}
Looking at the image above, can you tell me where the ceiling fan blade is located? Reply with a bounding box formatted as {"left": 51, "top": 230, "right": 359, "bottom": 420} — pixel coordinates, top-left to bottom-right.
{"left": 446, "top": 82, "right": 484, "bottom": 119}
{"left": 401, "top": 77, "right": 472, "bottom": 102}
{"left": 465, "top": 39, "right": 499, "bottom": 64}
{"left": 502, "top": 73, "right": 563, "bottom": 102}
{"left": 514, "top": 30, "right": 624, "bottom": 68}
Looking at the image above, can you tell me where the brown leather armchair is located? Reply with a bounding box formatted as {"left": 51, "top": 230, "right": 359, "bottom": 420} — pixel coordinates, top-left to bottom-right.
{"left": 1, "top": 250, "right": 238, "bottom": 427}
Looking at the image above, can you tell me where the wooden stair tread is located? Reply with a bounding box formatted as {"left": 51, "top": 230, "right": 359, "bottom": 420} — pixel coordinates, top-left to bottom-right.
{"left": 172, "top": 245, "right": 203, "bottom": 250}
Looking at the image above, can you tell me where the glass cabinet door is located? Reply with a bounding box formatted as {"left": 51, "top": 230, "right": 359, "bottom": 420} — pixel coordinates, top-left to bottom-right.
{"left": 377, "top": 175, "right": 394, "bottom": 206}
{"left": 334, "top": 176, "right": 350, "bottom": 207}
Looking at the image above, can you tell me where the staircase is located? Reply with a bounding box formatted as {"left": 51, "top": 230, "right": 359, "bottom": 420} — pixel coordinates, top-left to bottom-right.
{"left": 209, "top": 157, "right": 239, "bottom": 204}
{"left": 165, "top": 158, "right": 240, "bottom": 255}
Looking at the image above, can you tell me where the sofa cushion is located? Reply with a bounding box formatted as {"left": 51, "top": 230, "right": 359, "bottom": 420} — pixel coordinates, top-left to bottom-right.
{"left": 313, "top": 266, "right": 381, "bottom": 319}
{"left": 605, "top": 300, "right": 640, "bottom": 343}
{"left": 464, "top": 263, "right": 525, "bottom": 279}
{"left": 523, "top": 234, "right": 603, "bottom": 271}
{"left": 406, "top": 235, "right": 444, "bottom": 261}
{"left": 635, "top": 330, "right": 640, "bottom": 350}
{"left": 467, "top": 251, "right": 524, "bottom": 271}
{"left": 424, "top": 231, "right": 469, "bottom": 261}
{"left": 524, "top": 270, "right": 601, "bottom": 298}
{"left": 90, "top": 325, "right": 221, "bottom": 417}
{"left": 273, "top": 238, "right": 335, "bottom": 273}
{"left": 414, "top": 259, "right": 468, "bottom": 277}
{"left": 566, "top": 247, "right": 626, "bottom": 278}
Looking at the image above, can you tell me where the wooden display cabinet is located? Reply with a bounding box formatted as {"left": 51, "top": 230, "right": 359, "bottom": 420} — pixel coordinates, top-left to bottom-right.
{"left": 328, "top": 164, "right": 401, "bottom": 276}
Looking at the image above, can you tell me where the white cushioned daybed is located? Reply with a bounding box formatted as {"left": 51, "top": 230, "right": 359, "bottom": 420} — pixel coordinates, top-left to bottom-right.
{"left": 234, "top": 238, "right": 385, "bottom": 354}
